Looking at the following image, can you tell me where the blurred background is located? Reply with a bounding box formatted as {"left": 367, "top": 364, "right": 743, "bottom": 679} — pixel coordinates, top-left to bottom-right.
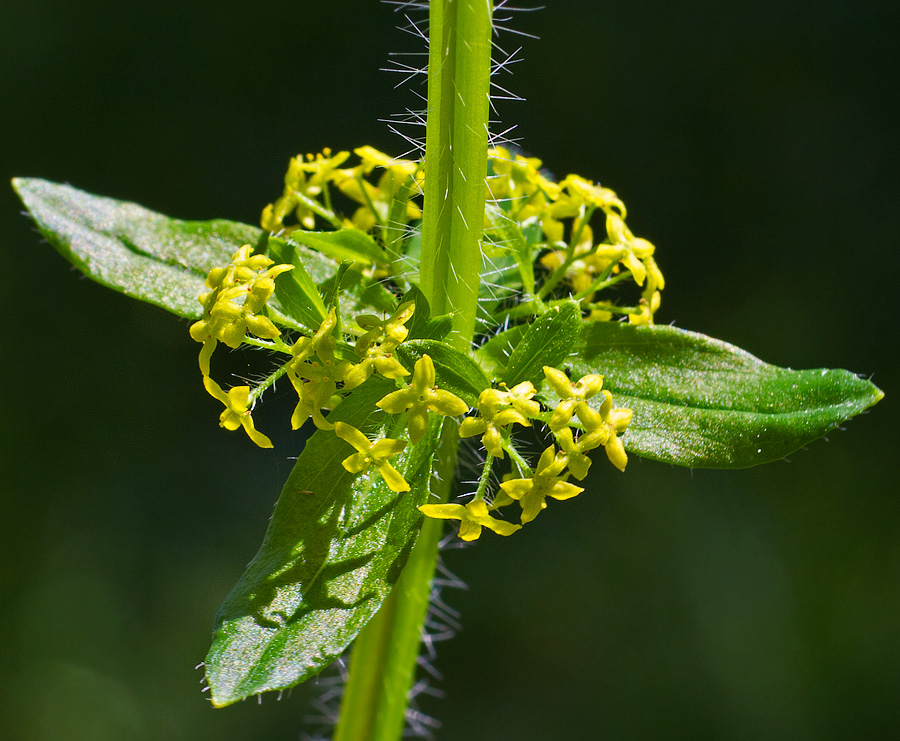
{"left": 2, "top": 1, "right": 898, "bottom": 738}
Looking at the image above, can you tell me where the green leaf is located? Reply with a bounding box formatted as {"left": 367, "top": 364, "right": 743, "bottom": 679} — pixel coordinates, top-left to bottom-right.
{"left": 403, "top": 286, "right": 452, "bottom": 342}
{"left": 396, "top": 340, "right": 491, "bottom": 407}
{"left": 485, "top": 204, "right": 535, "bottom": 295}
{"left": 503, "top": 301, "right": 583, "bottom": 388}
{"left": 474, "top": 323, "right": 528, "bottom": 378}
{"left": 328, "top": 267, "right": 398, "bottom": 320}
{"left": 266, "top": 237, "right": 328, "bottom": 330}
{"left": 13, "top": 177, "right": 262, "bottom": 319}
{"left": 288, "top": 228, "right": 388, "bottom": 266}
{"left": 205, "top": 378, "right": 440, "bottom": 707}
{"left": 571, "top": 322, "right": 884, "bottom": 468}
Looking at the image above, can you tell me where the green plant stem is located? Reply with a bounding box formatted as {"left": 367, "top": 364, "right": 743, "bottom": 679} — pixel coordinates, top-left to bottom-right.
{"left": 334, "top": 1, "right": 493, "bottom": 738}
{"left": 333, "top": 421, "right": 460, "bottom": 741}
{"left": 419, "top": 0, "right": 493, "bottom": 347}
{"left": 473, "top": 452, "right": 495, "bottom": 500}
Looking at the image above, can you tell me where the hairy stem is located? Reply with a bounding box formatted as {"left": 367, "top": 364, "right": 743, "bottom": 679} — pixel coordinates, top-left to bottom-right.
{"left": 419, "top": 0, "right": 493, "bottom": 348}
{"left": 334, "top": 1, "right": 493, "bottom": 738}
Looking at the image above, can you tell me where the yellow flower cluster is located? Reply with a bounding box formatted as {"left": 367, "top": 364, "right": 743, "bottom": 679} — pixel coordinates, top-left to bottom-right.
{"left": 189, "top": 258, "right": 476, "bottom": 494}
{"left": 194, "top": 158, "right": 642, "bottom": 535}
{"left": 261, "top": 146, "right": 422, "bottom": 236}
{"left": 189, "top": 245, "right": 295, "bottom": 448}
{"left": 190, "top": 245, "right": 293, "bottom": 358}
{"left": 485, "top": 146, "right": 664, "bottom": 324}
{"left": 419, "top": 366, "right": 633, "bottom": 541}
{"left": 260, "top": 145, "right": 664, "bottom": 324}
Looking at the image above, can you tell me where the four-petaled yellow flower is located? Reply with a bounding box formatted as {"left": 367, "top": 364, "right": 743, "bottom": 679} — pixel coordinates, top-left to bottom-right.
{"left": 458, "top": 382, "right": 539, "bottom": 458}
{"left": 334, "top": 422, "right": 409, "bottom": 493}
{"left": 543, "top": 366, "right": 605, "bottom": 431}
{"left": 287, "top": 309, "right": 351, "bottom": 430}
{"left": 343, "top": 302, "right": 415, "bottom": 390}
{"left": 418, "top": 499, "right": 521, "bottom": 541}
{"left": 202, "top": 376, "right": 272, "bottom": 449}
{"left": 499, "top": 445, "right": 584, "bottom": 523}
{"left": 555, "top": 426, "right": 606, "bottom": 480}
{"left": 595, "top": 390, "right": 633, "bottom": 471}
{"left": 190, "top": 245, "right": 293, "bottom": 350}
{"left": 377, "top": 355, "right": 469, "bottom": 444}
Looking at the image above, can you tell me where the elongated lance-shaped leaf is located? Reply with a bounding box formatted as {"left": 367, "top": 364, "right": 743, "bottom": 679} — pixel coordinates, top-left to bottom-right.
{"left": 568, "top": 322, "right": 884, "bottom": 468}
{"left": 204, "top": 378, "right": 440, "bottom": 707}
{"left": 287, "top": 228, "right": 389, "bottom": 266}
{"left": 12, "top": 178, "right": 337, "bottom": 320}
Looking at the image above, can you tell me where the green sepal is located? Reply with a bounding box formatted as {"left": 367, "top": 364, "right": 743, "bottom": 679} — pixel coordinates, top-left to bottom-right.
{"left": 12, "top": 177, "right": 262, "bottom": 320}
{"left": 502, "top": 300, "right": 583, "bottom": 388}
{"left": 267, "top": 237, "right": 328, "bottom": 331}
{"left": 289, "top": 228, "right": 389, "bottom": 266}
{"left": 395, "top": 340, "right": 491, "bottom": 407}
{"left": 569, "top": 322, "right": 884, "bottom": 468}
{"left": 204, "top": 378, "right": 440, "bottom": 707}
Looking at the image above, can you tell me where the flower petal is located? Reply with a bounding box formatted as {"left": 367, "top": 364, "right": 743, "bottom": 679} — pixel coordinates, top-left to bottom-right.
{"left": 377, "top": 461, "right": 410, "bottom": 493}
{"left": 334, "top": 422, "right": 373, "bottom": 454}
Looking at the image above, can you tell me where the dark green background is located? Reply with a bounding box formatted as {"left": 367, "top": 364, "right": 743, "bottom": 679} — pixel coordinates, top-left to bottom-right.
{"left": 3, "top": 1, "right": 898, "bottom": 738}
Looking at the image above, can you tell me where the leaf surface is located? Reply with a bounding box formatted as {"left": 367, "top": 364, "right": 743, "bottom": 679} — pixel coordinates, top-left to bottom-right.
{"left": 288, "top": 229, "right": 388, "bottom": 265}
{"left": 503, "top": 301, "right": 582, "bottom": 388}
{"left": 204, "top": 379, "right": 439, "bottom": 706}
{"left": 571, "top": 322, "right": 884, "bottom": 468}
{"left": 267, "top": 237, "right": 328, "bottom": 330}
{"left": 13, "top": 178, "right": 264, "bottom": 319}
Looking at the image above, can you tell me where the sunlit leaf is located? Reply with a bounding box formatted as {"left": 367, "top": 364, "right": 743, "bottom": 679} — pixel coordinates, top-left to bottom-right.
{"left": 288, "top": 228, "right": 388, "bottom": 265}
{"left": 267, "top": 237, "right": 328, "bottom": 331}
{"left": 570, "top": 322, "right": 884, "bottom": 468}
{"left": 503, "top": 300, "right": 582, "bottom": 388}
{"left": 204, "top": 379, "right": 440, "bottom": 706}
{"left": 13, "top": 177, "right": 262, "bottom": 319}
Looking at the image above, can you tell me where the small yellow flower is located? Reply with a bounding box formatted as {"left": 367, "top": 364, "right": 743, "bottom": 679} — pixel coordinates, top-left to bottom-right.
{"left": 190, "top": 247, "right": 293, "bottom": 349}
{"left": 458, "top": 382, "right": 539, "bottom": 458}
{"left": 334, "top": 422, "right": 410, "bottom": 493}
{"left": 355, "top": 301, "right": 416, "bottom": 353}
{"left": 598, "top": 390, "right": 633, "bottom": 471}
{"left": 543, "top": 366, "right": 605, "bottom": 431}
{"left": 201, "top": 376, "right": 272, "bottom": 449}
{"left": 377, "top": 355, "right": 469, "bottom": 444}
{"left": 561, "top": 174, "right": 626, "bottom": 215}
{"left": 287, "top": 309, "right": 351, "bottom": 430}
{"left": 499, "top": 445, "right": 583, "bottom": 524}
{"left": 569, "top": 390, "right": 633, "bottom": 472}
{"left": 343, "top": 302, "right": 415, "bottom": 390}
{"left": 556, "top": 427, "right": 607, "bottom": 480}
{"left": 289, "top": 377, "right": 337, "bottom": 431}
{"left": 354, "top": 146, "right": 418, "bottom": 178}
{"left": 418, "top": 499, "right": 521, "bottom": 541}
